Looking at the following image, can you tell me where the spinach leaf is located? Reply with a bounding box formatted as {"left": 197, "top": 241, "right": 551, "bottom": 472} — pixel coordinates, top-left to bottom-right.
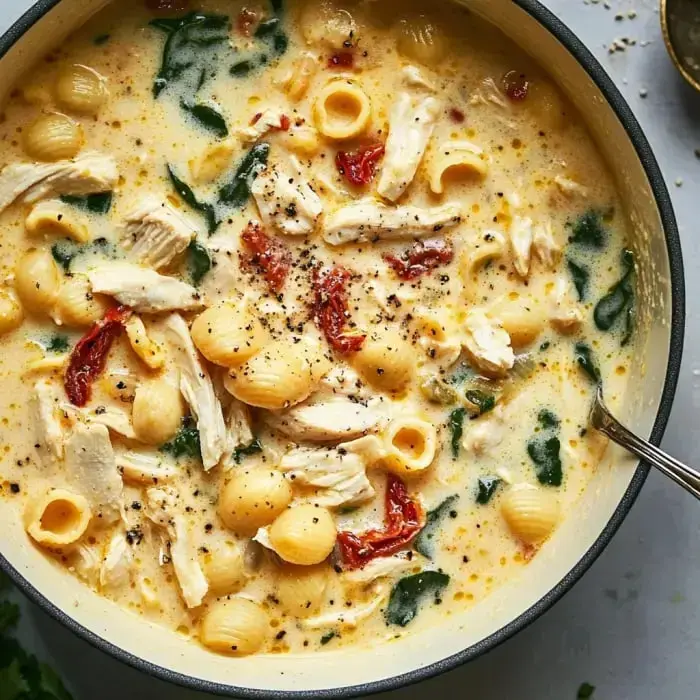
{"left": 187, "top": 240, "right": 212, "bottom": 286}
{"left": 448, "top": 408, "right": 466, "bottom": 459}
{"left": 230, "top": 60, "right": 253, "bottom": 77}
{"left": 465, "top": 389, "right": 495, "bottom": 415}
{"left": 270, "top": 0, "right": 285, "bottom": 15}
{"left": 150, "top": 13, "right": 229, "bottom": 97}
{"left": 218, "top": 142, "right": 270, "bottom": 207}
{"left": 233, "top": 437, "right": 263, "bottom": 464}
{"left": 180, "top": 100, "right": 228, "bottom": 137}
{"left": 161, "top": 416, "right": 201, "bottom": 460}
{"left": 594, "top": 249, "right": 635, "bottom": 345}
{"left": 537, "top": 408, "right": 560, "bottom": 430}
{"left": 577, "top": 682, "right": 596, "bottom": 699}
{"left": 319, "top": 631, "right": 336, "bottom": 645}
{"left": 46, "top": 335, "right": 70, "bottom": 354}
{"left": 60, "top": 192, "right": 112, "bottom": 214}
{"left": 476, "top": 476, "right": 501, "bottom": 504}
{"left": 570, "top": 209, "right": 607, "bottom": 248}
{"left": 414, "top": 495, "right": 459, "bottom": 559}
{"left": 272, "top": 32, "right": 289, "bottom": 55}
{"left": 448, "top": 364, "right": 473, "bottom": 386}
{"left": 567, "top": 257, "right": 589, "bottom": 301}
{"left": 527, "top": 436, "right": 562, "bottom": 486}
{"left": 574, "top": 342, "right": 600, "bottom": 383}
{"left": 50, "top": 240, "right": 80, "bottom": 272}
{"left": 167, "top": 164, "right": 219, "bottom": 233}
{"left": 255, "top": 17, "right": 281, "bottom": 37}
{"left": 93, "top": 33, "right": 110, "bottom": 46}
{"left": 385, "top": 571, "right": 450, "bottom": 627}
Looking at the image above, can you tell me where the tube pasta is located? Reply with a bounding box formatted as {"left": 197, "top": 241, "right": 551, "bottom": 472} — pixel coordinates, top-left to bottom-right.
{"left": 381, "top": 417, "right": 438, "bottom": 477}
{"left": 25, "top": 200, "right": 89, "bottom": 243}
{"left": 314, "top": 80, "right": 371, "bottom": 140}
{"left": 459, "top": 231, "right": 506, "bottom": 299}
{"left": 200, "top": 598, "right": 268, "bottom": 655}
{"left": 25, "top": 489, "right": 92, "bottom": 548}
{"left": 429, "top": 141, "right": 488, "bottom": 194}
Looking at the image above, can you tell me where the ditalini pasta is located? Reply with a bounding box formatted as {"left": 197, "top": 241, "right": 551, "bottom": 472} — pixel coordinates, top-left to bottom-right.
{"left": 0, "top": 0, "right": 634, "bottom": 657}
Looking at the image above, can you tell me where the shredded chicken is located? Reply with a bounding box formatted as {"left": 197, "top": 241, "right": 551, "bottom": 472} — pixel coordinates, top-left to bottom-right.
{"left": 63, "top": 422, "right": 123, "bottom": 522}
{"left": 462, "top": 406, "right": 507, "bottom": 455}
{"left": 402, "top": 64, "right": 435, "bottom": 91}
{"left": 323, "top": 199, "right": 461, "bottom": 246}
{"left": 237, "top": 108, "right": 288, "bottom": 143}
{"left": 122, "top": 196, "right": 197, "bottom": 270}
{"left": 88, "top": 263, "right": 204, "bottom": 313}
{"left": 377, "top": 75, "right": 440, "bottom": 201}
{"left": 509, "top": 215, "right": 533, "bottom": 277}
{"left": 115, "top": 448, "right": 178, "bottom": 484}
{"left": 86, "top": 405, "right": 137, "bottom": 440}
{"left": 532, "top": 220, "right": 560, "bottom": 268}
{"left": 342, "top": 554, "right": 413, "bottom": 584}
{"left": 554, "top": 175, "right": 589, "bottom": 198}
{"left": 301, "top": 584, "right": 389, "bottom": 630}
{"left": 99, "top": 530, "right": 132, "bottom": 589}
{"left": 550, "top": 275, "right": 583, "bottom": 334}
{"left": 33, "top": 379, "right": 66, "bottom": 461}
{"left": 220, "top": 398, "right": 254, "bottom": 466}
{"left": 163, "top": 313, "right": 226, "bottom": 470}
{"left": 463, "top": 309, "right": 514, "bottom": 377}
{"left": 0, "top": 152, "right": 118, "bottom": 213}
{"left": 251, "top": 159, "right": 323, "bottom": 236}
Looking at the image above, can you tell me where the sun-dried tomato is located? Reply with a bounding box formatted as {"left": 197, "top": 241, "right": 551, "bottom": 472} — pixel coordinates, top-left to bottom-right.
{"left": 449, "top": 107, "right": 465, "bottom": 123}
{"left": 311, "top": 266, "right": 365, "bottom": 353}
{"left": 335, "top": 143, "right": 385, "bottom": 186}
{"left": 146, "top": 0, "right": 189, "bottom": 10}
{"left": 240, "top": 221, "right": 291, "bottom": 293}
{"left": 279, "top": 114, "right": 291, "bottom": 131}
{"left": 328, "top": 52, "right": 354, "bottom": 69}
{"left": 337, "top": 475, "right": 424, "bottom": 569}
{"left": 64, "top": 306, "right": 132, "bottom": 407}
{"left": 384, "top": 239, "right": 454, "bottom": 280}
{"left": 250, "top": 112, "right": 263, "bottom": 125}
{"left": 237, "top": 7, "right": 260, "bottom": 36}
{"left": 502, "top": 70, "right": 529, "bottom": 101}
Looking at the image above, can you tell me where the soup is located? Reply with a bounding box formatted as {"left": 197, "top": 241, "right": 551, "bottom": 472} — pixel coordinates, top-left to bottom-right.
{"left": 0, "top": 0, "right": 634, "bottom": 656}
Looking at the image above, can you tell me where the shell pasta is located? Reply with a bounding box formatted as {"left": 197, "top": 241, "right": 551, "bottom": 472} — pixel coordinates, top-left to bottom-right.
{"left": 0, "top": 0, "right": 633, "bottom": 658}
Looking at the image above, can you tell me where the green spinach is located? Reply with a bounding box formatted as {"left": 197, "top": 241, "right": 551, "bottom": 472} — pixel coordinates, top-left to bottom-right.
{"left": 385, "top": 571, "right": 450, "bottom": 627}
{"left": 577, "top": 682, "right": 596, "bottom": 699}
{"left": 465, "top": 389, "right": 495, "bottom": 415}
{"left": 528, "top": 436, "right": 562, "bottom": 486}
{"left": 93, "top": 33, "right": 110, "bottom": 46}
{"left": 188, "top": 240, "right": 212, "bottom": 286}
{"left": 180, "top": 100, "right": 228, "bottom": 137}
{"left": 255, "top": 17, "right": 281, "bottom": 37}
{"left": 60, "top": 192, "right": 113, "bottom": 214}
{"left": 320, "top": 631, "right": 336, "bottom": 646}
{"left": 594, "top": 249, "right": 635, "bottom": 346}
{"left": 448, "top": 408, "right": 466, "bottom": 459}
{"left": 230, "top": 60, "right": 253, "bottom": 77}
{"left": 476, "top": 476, "right": 502, "bottom": 504}
{"left": 50, "top": 240, "right": 80, "bottom": 272}
{"left": 219, "top": 142, "right": 270, "bottom": 207}
{"left": 414, "top": 495, "right": 459, "bottom": 559}
{"left": 167, "top": 164, "right": 219, "bottom": 234}
{"left": 233, "top": 437, "right": 263, "bottom": 464}
{"left": 567, "top": 257, "right": 589, "bottom": 301}
{"left": 537, "top": 409, "right": 560, "bottom": 430}
{"left": 161, "top": 416, "right": 201, "bottom": 460}
{"left": 570, "top": 209, "right": 607, "bottom": 248}
{"left": 46, "top": 335, "right": 70, "bottom": 354}
{"left": 574, "top": 342, "right": 601, "bottom": 383}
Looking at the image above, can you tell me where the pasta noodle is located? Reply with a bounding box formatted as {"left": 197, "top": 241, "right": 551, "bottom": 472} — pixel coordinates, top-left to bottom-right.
{"left": 25, "top": 489, "right": 92, "bottom": 548}
{"left": 381, "top": 417, "right": 438, "bottom": 477}
{"left": 313, "top": 80, "right": 371, "bottom": 140}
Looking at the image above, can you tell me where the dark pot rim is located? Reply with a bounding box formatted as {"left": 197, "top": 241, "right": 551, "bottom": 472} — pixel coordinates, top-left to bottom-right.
{"left": 0, "top": 0, "right": 685, "bottom": 698}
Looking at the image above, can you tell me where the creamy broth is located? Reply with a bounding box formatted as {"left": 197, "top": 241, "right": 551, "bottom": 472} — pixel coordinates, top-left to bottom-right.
{"left": 0, "top": 0, "right": 634, "bottom": 656}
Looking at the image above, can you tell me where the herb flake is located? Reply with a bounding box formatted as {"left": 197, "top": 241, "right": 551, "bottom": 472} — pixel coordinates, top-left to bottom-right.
{"left": 476, "top": 476, "right": 501, "bottom": 504}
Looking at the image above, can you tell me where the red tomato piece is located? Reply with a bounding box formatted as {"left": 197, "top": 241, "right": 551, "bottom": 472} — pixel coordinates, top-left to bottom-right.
{"left": 240, "top": 221, "right": 292, "bottom": 293}
{"left": 279, "top": 114, "right": 291, "bottom": 131}
{"left": 328, "top": 52, "right": 354, "bottom": 69}
{"left": 146, "top": 0, "right": 189, "bottom": 10}
{"left": 311, "top": 266, "right": 365, "bottom": 353}
{"left": 502, "top": 70, "right": 530, "bottom": 101}
{"left": 237, "top": 7, "right": 260, "bottom": 36}
{"left": 449, "top": 107, "right": 465, "bottom": 123}
{"left": 383, "top": 239, "right": 454, "bottom": 280}
{"left": 335, "top": 143, "right": 385, "bottom": 186}
{"left": 64, "top": 306, "right": 132, "bottom": 407}
{"left": 337, "top": 475, "right": 424, "bottom": 569}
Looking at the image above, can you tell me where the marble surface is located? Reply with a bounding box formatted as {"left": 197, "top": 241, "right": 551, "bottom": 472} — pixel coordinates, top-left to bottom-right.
{"left": 2, "top": 0, "right": 700, "bottom": 698}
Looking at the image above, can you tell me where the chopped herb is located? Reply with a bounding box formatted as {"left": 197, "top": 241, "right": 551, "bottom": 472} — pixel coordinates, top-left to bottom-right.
{"left": 161, "top": 416, "right": 201, "bottom": 460}
{"left": 570, "top": 209, "right": 607, "bottom": 248}
{"left": 448, "top": 408, "right": 466, "bottom": 459}
{"left": 320, "top": 631, "right": 336, "bottom": 645}
{"left": 594, "top": 249, "right": 635, "bottom": 346}
{"left": 180, "top": 100, "right": 228, "bottom": 138}
{"left": 574, "top": 342, "right": 601, "bottom": 383}
{"left": 385, "top": 571, "right": 450, "bottom": 627}
{"left": 218, "top": 142, "right": 270, "bottom": 207}
{"left": 577, "top": 682, "right": 596, "bottom": 699}
{"left": 233, "top": 437, "right": 263, "bottom": 464}
{"left": 567, "top": 257, "right": 589, "bottom": 301}
{"left": 448, "top": 364, "right": 473, "bottom": 386}
{"left": 187, "top": 240, "right": 212, "bottom": 286}
{"left": 50, "top": 240, "right": 80, "bottom": 272}
{"left": 476, "top": 476, "right": 501, "bottom": 504}
{"left": 539, "top": 341, "right": 550, "bottom": 351}
{"left": 537, "top": 408, "right": 560, "bottom": 430}
{"left": 419, "top": 377, "right": 458, "bottom": 405}
{"left": 272, "top": 32, "right": 289, "bottom": 55}
{"left": 465, "top": 389, "right": 495, "bottom": 415}
{"left": 150, "top": 12, "right": 229, "bottom": 97}
{"left": 230, "top": 60, "right": 253, "bottom": 77}
{"left": 414, "top": 494, "right": 459, "bottom": 559}
{"left": 167, "top": 164, "right": 219, "bottom": 233}
{"left": 60, "top": 192, "right": 112, "bottom": 214}
{"left": 93, "top": 33, "right": 111, "bottom": 45}
{"left": 46, "top": 335, "right": 70, "bottom": 354}
{"left": 254, "top": 17, "right": 281, "bottom": 37}
{"left": 527, "top": 435, "right": 562, "bottom": 486}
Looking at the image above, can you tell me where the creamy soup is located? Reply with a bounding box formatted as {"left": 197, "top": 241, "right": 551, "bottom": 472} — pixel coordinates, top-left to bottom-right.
{"left": 0, "top": 0, "right": 634, "bottom": 656}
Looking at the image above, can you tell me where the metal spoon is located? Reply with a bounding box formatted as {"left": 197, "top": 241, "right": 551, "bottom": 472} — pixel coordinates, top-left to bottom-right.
{"left": 661, "top": 0, "right": 700, "bottom": 92}
{"left": 591, "top": 385, "right": 700, "bottom": 500}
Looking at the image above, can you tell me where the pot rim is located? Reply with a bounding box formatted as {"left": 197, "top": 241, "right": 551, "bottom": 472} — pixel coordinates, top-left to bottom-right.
{"left": 0, "top": 0, "right": 685, "bottom": 697}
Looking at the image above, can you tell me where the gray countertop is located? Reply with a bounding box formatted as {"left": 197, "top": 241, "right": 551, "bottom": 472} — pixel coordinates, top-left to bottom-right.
{"left": 2, "top": 0, "right": 699, "bottom": 698}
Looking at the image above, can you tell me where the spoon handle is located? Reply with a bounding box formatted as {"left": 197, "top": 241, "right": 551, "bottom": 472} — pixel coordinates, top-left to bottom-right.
{"left": 593, "top": 398, "right": 700, "bottom": 500}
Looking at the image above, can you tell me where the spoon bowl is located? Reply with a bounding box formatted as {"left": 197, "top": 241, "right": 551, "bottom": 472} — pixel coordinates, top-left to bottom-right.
{"left": 661, "top": 0, "right": 700, "bottom": 92}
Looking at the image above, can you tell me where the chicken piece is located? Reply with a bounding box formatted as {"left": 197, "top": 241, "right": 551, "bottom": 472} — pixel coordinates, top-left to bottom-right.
{"left": 86, "top": 405, "right": 137, "bottom": 440}
{"left": 301, "top": 584, "right": 388, "bottom": 630}
{"left": 323, "top": 199, "right": 461, "bottom": 246}
{"left": 163, "top": 313, "right": 226, "bottom": 470}
{"left": 220, "top": 398, "right": 254, "bottom": 466}
{"left": 462, "top": 408, "right": 506, "bottom": 455}
{"left": 115, "top": 448, "right": 178, "bottom": 484}
{"left": 549, "top": 275, "right": 583, "bottom": 334}
{"left": 469, "top": 77, "right": 509, "bottom": 109}
{"left": 64, "top": 423, "right": 122, "bottom": 522}
{"left": 342, "top": 554, "right": 413, "bottom": 584}
{"left": 532, "top": 220, "right": 560, "bottom": 269}
{"left": 122, "top": 196, "right": 197, "bottom": 270}
{"left": 237, "top": 108, "right": 288, "bottom": 144}
{"left": 33, "top": 379, "right": 67, "bottom": 461}
{"left": 69, "top": 543, "right": 101, "bottom": 586}
{"left": 251, "top": 160, "right": 323, "bottom": 236}
{"left": 377, "top": 81, "right": 440, "bottom": 202}
{"left": 0, "top": 152, "right": 118, "bottom": 213}
{"left": 509, "top": 215, "right": 533, "bottom": 277}
{"left": 99, "top": 530, "right": 133, "bottom": 589}
{"left": 463, "top": 309, "right": 514, "bottom": 377}
{"left": 402, "top": 64, "right": 435, "bottom": 91}
{"left": 277, "top": 441, "right": 376, "bottom": 508}
{"left": 88, "top": 264, "right": 204, "bottom": 314}
{"left": 554, "top": 175, "right": 588, "bottom": 198}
